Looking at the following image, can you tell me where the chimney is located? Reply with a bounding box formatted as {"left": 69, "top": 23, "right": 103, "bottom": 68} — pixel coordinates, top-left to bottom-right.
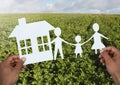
{"left": 18, "top": 18, "right": 26, "bottom": 25}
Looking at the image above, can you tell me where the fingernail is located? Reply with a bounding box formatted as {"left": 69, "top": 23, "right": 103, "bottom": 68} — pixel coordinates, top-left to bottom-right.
{"left": 102, "top": 48, "right": 106, "bottom": 52}
{"left": 100, "top": 50, "right": 103, "bottom": 53}
{"left": 103, "top": 63, "right": 105, "bottom": 66}
{"left": 21, "top": 57, "right": 26, "bottom": 62}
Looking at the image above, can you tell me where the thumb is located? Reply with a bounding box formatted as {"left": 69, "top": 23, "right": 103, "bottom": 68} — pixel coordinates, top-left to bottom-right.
{"left": 101, "top": 51, "right": 113, "bottom": 66}
{"left": 15, "top": 57, "right": 26, "bottom": 73}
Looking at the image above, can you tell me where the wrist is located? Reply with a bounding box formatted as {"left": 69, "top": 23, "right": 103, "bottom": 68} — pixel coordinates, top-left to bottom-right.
{"left": 0, "top": 82, "right": 9, "bottom": 85}
{"left": 0, "top": 80, "right": 13, "bottom": 85}
{"left": 112, "top": 73, "right": 120, "bottom": 85}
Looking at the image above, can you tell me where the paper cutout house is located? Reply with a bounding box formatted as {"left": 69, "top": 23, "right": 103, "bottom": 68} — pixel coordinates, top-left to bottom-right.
{"left": 9, "top": 18, "right": 55, "bottom": 65}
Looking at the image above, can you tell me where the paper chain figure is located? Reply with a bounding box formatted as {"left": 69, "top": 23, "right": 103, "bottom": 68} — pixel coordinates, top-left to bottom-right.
{"left": 9, "top": 18, "right": 108, "bottom": 64}
{"left": 51, "top": 27, "right": 69, "bottom": 60}
{"left": 84, "top": 23, "right": 108, "bottom": 54}
{"left": 69, "top": 35, "right": 87, "bottom": 58}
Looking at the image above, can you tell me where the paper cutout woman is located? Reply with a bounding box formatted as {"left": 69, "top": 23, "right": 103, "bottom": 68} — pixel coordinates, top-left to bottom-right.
{"left": 70, "top": 35, "right": 86, "bottom": 58}
{"left": 51, "top": 27, "right": 69, "bottom": 60}
{"left": 85, "top": 23, "right": 108, "bottom": 54}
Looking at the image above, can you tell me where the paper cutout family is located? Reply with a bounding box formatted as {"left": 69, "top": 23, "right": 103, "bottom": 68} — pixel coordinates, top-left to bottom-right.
{"left": 9, "top": 18, "right": 108, "bottom": 65}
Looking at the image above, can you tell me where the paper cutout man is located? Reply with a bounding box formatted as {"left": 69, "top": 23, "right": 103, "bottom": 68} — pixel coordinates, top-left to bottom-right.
{"left": 51, "top": 27, "right": 69, "bottom": 60}
{"left": 70, "top": 35, "right": 87, "bottom": 58}
{"left": 85, "top": 23, "right": 108, "bottom": 54}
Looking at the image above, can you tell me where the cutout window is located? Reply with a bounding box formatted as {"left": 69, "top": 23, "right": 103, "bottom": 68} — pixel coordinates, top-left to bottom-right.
{"left": 20, "top": 39, "right": 32, "bottom": 55}
{"left": 37, "top": 36, "right": 49, "bottom": 52}
{"left": 38, "top": 46, "right": 43, "bottom": 52}
{"left": 20, "top": 40, "right": 25, "bottom": 47}
{"left": 43, "top": 36, "right": 48, "bottom": 43}
{"left": 37, "top": 37, "right": 42, "bottom": 44}
{"left": 26, "top": 39, "right": 31, "bottom": 46}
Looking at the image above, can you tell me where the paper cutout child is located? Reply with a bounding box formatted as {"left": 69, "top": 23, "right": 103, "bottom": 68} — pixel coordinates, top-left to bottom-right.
{"left": 51, "top": 27, "right": 69, "bottom": 60}
{"left": 85, "top": 23, "right": 108, "bottom": 54}
{"left": 70, "top": 35, "right": 86, "bottom": 58}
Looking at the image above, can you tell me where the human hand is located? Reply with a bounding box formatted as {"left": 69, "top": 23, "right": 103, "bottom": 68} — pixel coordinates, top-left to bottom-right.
{"left": 99, "top": 46, "right": 120, "bottom": 85}
{"left": 0, "top": 55, "right": 26, "bottom": 85}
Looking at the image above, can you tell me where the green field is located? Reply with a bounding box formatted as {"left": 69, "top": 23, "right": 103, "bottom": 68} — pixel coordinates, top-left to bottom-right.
{"left": 0, "top": 14, "right": 120, "bottom": 85}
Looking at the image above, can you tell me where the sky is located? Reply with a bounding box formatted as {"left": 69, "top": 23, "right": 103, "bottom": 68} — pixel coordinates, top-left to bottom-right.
{"left": 0, "top": 0, "right": 120, "bottom": 14}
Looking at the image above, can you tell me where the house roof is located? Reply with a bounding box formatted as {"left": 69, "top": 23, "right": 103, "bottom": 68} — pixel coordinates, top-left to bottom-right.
{"left": 9, "top": 19, "right": 55, "bottom": 39}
